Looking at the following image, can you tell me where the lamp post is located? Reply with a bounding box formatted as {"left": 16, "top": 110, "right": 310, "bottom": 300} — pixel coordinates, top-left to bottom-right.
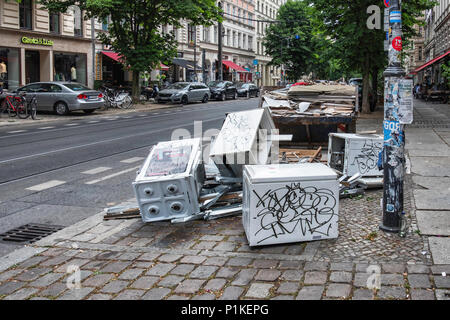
{"left": 218, "top": 1, "right": 223, "bottom": 81}
{"left": 380, "top": 0, "right": 406, "bottom": 233}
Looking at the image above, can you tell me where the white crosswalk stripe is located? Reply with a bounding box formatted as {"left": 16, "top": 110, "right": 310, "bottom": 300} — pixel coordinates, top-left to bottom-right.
{"left": 38, "top": 126, "right": 55, "bottom": 130}
{"left": 81, "top": 167, "right": 112, "bottom": 175}
{"left": 120, "top": 157, "right": 144, "bottom": 164}
{"left": 26, "top": 180, "right": 66, "bottom": 191}
{"left": 85, "top": 166, "right": 140, "bottom": 185}
{"left": 7, "top": 130, "right": 27, "bottom": 133}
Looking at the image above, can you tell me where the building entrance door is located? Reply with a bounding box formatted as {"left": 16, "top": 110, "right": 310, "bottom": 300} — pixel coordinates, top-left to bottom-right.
{"left": 25, "top": 50, "right": 40, "bottom": 84}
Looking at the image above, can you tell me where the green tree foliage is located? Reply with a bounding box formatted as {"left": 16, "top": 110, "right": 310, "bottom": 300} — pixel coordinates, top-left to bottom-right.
{"left": 39, "top": 0, "right": 221, "bottom": 99}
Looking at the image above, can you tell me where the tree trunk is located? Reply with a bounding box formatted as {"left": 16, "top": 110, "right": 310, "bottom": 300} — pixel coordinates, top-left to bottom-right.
{"left": 371, "top": 67, "right": 379, "bottom": 111}
{"left": 361, "top": 60, "right": 371, "bottom": 114}
{"left": 131, "top": 70, "right": 140, "bottom": 103}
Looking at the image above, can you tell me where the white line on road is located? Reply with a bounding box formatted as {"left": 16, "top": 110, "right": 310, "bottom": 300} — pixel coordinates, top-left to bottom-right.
{"left": 26, "top": 180, "right": 66, "bottom": 191}
{"left": 88, "top": 120, "right": 99, "bottom": 123}
{"left": 81, "top": 166, "right": 112, "bottom": 175}
{"left": 7, "top": 130, "right": 27, "bottom": 134}
{"left": 85, "top": 166, "right": 140, "bottom": 185}
{"left": 38, "top": 126, "right": 55, "bottom": 130}
{"left": 65, "top": 123, "right": 79, "bottom": 126}
{"left": 120, "top": 157, "right": 144, "bottom": 164}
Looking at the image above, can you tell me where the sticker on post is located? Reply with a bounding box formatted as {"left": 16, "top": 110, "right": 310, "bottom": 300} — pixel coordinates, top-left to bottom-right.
{"left": 383, "top": 120, "right": 404, "bottom": 148}
{"left": 392, "top": 36, "right": 402, "bottom": 51}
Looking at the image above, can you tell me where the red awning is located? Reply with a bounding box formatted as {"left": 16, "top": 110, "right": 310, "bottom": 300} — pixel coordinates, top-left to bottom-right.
{"left": 101, "top": 51, "right": 124, "bottom": 63}
{"left": 222, "top": 60, "right": 248, "bottom": 72}
{"left": 413, "top": 49, "right": 450, "bottom": 73}
{"left": 159, "top": 63, "right": 169, "bottom": 71}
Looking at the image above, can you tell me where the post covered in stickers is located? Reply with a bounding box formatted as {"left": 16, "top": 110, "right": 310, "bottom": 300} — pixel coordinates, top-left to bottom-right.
{"left": 380, "top": 0, "right": 413, "bottom": 232}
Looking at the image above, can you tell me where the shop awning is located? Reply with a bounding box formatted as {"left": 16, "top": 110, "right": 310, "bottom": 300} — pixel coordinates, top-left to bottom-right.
{"left": 159, "top": 63, "right": 169, "bottom": 71}
{"left": 413, "top": 49, "right": 450, "bottom": 73}
{"left": 101, "top": 51, "right": 124, "bottom": 63}
{"left": 223, "top": 60, "right": 248, "bottom": 72}
{"left": 172, "top": 58, "right": 202, "bottom": 70}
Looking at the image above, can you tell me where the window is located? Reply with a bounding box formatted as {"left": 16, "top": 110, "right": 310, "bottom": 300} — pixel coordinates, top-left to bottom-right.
{"left": 188, "top": 24, "right": 195, "bottom": 43}
{"left": 49, "top": 13, "right": 60, "bottom": 34}
{"left": 248, "top": 36, "right": 253, "bottom": 51}
{"left": 0, "top": 47, "right": 20, "bottom": 91}
{"left": 71, "top": 6, "right": 83, "bottom": 36}
{"left": 203, "top": 27, "right": 210, "bottom": 43}
{"left": 418, "top": 46, "right": 423, "bottom": 61}
{"left": 20, "top": 0, "right": 33, "bottom": 30}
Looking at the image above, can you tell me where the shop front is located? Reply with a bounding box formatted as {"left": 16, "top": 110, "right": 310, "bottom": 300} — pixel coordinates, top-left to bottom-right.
{"left": 0, "top": 28, "right": 92, "bottom": 92}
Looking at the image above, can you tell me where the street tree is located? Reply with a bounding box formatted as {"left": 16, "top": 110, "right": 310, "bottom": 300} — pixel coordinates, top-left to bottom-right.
{"left": 39, "top": 0, "right": 221, "bottom": 100}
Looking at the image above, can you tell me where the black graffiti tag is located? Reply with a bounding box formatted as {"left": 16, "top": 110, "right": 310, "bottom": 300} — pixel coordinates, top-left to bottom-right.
{"left": 351, "top": 140, "right": 382, "bottom": 174}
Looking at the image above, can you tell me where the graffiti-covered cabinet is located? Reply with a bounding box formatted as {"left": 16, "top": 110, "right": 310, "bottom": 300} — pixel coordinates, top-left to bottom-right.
{"left": 242, "top": 164, "right": 339, "bottom": 247}
{"left": 328, "top": 133, "right": 383, "bottom": 177}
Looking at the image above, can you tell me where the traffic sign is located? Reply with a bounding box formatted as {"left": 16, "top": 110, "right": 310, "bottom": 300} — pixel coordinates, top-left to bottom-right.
{"left": 295, "top": 35, "right": 300, "bottom": 40}
{"left": 392, "top": 36, "right": 402, "bottom": 51}
{"left": 384, "top": 0, "right": 390, "bottom": 7}
{"left": 253, "top": 59, "right": 258, "bottom": 65}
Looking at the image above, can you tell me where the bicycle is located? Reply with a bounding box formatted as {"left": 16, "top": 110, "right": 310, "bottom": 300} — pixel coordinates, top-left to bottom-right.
{"left": 99, "top": 86, "right": 133, "bottom": 109}
{"left": 0, "top": 92, "right": 37, "bottom": 120}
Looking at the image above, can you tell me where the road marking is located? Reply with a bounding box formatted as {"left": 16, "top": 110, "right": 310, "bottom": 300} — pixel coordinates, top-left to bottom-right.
{"left": 7, "top": 130, "right": 27, "bottom": 134}
{"left": 88, "top": 120, "right": 99, "bottom": 123}
{"left": 65, "top": 123, "right": 79, "bottom": 126}
{"left": 120, "top": 157, "right": 144, "bottom": 164}
{"left": 81, "top": 166, "right": 112, "bottom": 175}
{"left": 26, "top": 180, "right": 66, "bottom": 191}
{"left": 38, "top": 126, "right": 55, "bottom": 130}
{"left": 85, "top": 166, "right": 140, "bottom": 185}
{"left": 138, "top": 114, "right": 146, "bottom": 117}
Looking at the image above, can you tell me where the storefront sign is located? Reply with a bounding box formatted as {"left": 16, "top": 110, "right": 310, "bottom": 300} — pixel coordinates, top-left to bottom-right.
{"left": 21, "top": 37, "right": 54, "bottom": 46}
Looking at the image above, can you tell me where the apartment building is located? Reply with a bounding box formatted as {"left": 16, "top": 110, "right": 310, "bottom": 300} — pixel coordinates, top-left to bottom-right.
{"left": 0, "top": 0, "right": 101, "bottom": 90}
{"left": 404, "top": 20, "right": 425, "bottom": 77}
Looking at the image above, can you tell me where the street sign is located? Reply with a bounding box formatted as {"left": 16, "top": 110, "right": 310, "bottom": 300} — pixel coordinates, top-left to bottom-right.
{"left": 253, "top": 59, "right": 258, "bottom": 65}
{"left": 392, "top": 36, "right": 402, "bottom": 51}
{"left": 384, "top": 0, "right": 390, "bottom": 7}
{"left": 295, "top": 35, "right": 300, "bottom": 39}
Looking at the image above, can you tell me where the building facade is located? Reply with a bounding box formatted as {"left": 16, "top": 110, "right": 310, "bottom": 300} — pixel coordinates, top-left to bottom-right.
{"left": 0, "top": 0, "right": 101, "bottom": 91}
{"left": 404, "top": 19, "right": 425, "bottom": 77}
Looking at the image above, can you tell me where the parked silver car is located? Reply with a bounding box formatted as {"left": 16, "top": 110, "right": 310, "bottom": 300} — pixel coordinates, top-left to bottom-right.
{"left": 16, "top": 82, "right": 104, "bottom": 115}
{"left": 157, "top": 82, "right": 211, "bottom": 104}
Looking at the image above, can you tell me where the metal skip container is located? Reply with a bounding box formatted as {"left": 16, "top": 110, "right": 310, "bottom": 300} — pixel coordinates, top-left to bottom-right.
{"left": 242, "top": 163, "right": 339, "bottom": 246}
{"left": 133, "top": 138, "right": 205, "bottom": 223}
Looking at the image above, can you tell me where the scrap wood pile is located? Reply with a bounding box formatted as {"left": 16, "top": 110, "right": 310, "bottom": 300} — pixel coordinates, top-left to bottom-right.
{"left": 262, "top": 83, "right": 357, "bottom": 117}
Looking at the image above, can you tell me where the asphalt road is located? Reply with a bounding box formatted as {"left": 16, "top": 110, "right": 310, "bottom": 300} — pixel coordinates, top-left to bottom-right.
{"left": 0, "top": 98, "right": 259, "bottom": 257}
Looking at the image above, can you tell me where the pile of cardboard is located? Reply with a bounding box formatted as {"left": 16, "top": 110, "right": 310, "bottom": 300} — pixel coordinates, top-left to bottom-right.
{"left": 262, "top": 84, "right": 357, "bottom": 117}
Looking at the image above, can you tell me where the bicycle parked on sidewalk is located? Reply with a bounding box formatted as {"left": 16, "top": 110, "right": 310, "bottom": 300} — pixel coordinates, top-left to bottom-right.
{"left": 0, "top": 91, "right": 37, "bottom": 120}
{"left": 99, "top": 86, "right": 133, "bottom": 110}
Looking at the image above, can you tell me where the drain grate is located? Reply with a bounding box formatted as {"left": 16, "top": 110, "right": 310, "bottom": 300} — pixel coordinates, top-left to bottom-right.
{"left": 0, "top": 223, "right": 65, "bottom": 244}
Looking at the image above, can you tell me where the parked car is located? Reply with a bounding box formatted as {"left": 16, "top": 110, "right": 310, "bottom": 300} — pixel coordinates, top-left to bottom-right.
{"left": 14, "top": 82, "right": 104, "bottom": 115}
{"left": 235, "top": 82, "right": 260, "bottom": 98}
{"left": 157, "top": 82, "right": 210, "bottom": 104}
{"left": 349, "top": 78, "right": 377, "bottom": 112}
{"left": 208, "top": 81, "right": 237, "bottom": 100}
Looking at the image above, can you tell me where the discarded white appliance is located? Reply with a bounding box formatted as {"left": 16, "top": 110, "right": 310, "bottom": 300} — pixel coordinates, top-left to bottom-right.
{"left": 242, "top": 163, "right": 339, "bottom": 246}
{"left": 209, "top": 108, "right": 276, "bottom": 178}
{"left": 328, "top": 133, "right": 383, "bottom": 177}
{"left": 133, "top": 138, "right": 205, "bottom": 223}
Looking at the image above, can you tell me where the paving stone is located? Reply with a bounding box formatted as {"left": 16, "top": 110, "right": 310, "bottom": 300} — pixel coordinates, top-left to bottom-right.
{"left": 407, "top": 264, "right": 430, "bottom": 274}
{"left": 213, "top": 242, "right": 237, "bottom": 251}
{"left": 41, "top": 248, "right": 66, "bottom": 256}
{"left": 279, "top": 261, "right": 304, "bottom": 270}
{"left": 281, "top": 270, "right": 303, "bottom": 281}
{"left": 354, "top": 273, "right": 371, "bottom": 288}
{"left": 227, "top": 257, "right": 253, "bottom": 267}
{"left": 14, "top": 268, "right": 52, "bottom": 282}
{"left": 138, "top": 253, "right": 161, "bottom": 261}
{"left": 29, "top": 297, "right": 50, "bottom": 300}
{"left": 352, "top": 288, "right": 374, "bottom": 300}
{"left": 100, "top": 280, "right": 130, "bottom": 294}
{"left": 430, "top": 265, "right": 450, "bottom": 275}
{"left": 204, "top": 279, "right": 227, "bottom": 292}
{"left": 118, "top": 268, "right": 145, "bottom": 280}
{"left": 131, "top": 276, "right": 159, "bottom": 290}
{"left": 88, "top": 294, "right": 113, "bottom": 300}
{"left": 355, "top": 263, "right": 372, "bottom": 273}
{"left": 434, "top": 276, "right": 450, "bottom": 289}
{"left": 3, "top": 287, "right": 39, "bottom": 300}
{"left": 113, "top": 289, "right": 145, "bottom": 300}
{"left": 381, "top": 274, "right": 404, "bottom": 286}
{"left": 304, "top": 262, "right": 329, "bottom": 271}
{"left": 132, "top": 261, "right": 154, "bottom": 269}
{"left": 377, "top": 286, "right": 407, "bottom": 299}
{"left": 0, "top": 269, "right": 23, "bottom": 283}
{"left": 17, "top": 256, "right": 49, "bottom": 268}
{"left": 435, "top": 289, "right": 450, "bottom": 300}
{"left": 57, "top": 287, "right": 95, "bottom": 300}
{"left": 174, "top": 279, "right": 205, "bottom": 294}
{"left": 271, "top": 295, "right": 295, "bottom": 300}
{"left": 116, "top": 252, "right": 142, "bottom": 261}
{"left": 76, "top": 250, "right": 102, "bottom": 259}
{"left": 192, "top": 241, "right": 217, "bottom": 250}
{"left": 39, "top": 255, "right": 71, "bottom": 267}
{"left": 142, "top": 288, "right": 171, "bottom": 300}
{"left": 326, "top": 284, "right": 351, "bottom": 298}
{"left": 83, "top": 274, "right": 114, "bottom": 287}
{"left": 408, "top": 274, "right": 431, "bottom": 288}
{"left": 29, "top": 272, "right": 64, "bottom": 287}
{"left": 158, "top": 254, "right": 183, "bottom": 263}
{"left": 219, "top": 286, "right": 244, "bottom": 300}
{"left": 330, "top": 271, "right": 353, "bottom": 283}
{"left": 304, "top": 271, "right": 328, "bottom": 285}
{"left": 252, "top": 260, "right": 278, "bottom": 269}
{"left": 180, "top": 256, "right": 207, "bottom": 265}
{"left": 283, "top": 245, "right": 305, "bottom": 255}
{"left": 245, "top": 283, "right": 273, "bottom": 299}
{"left": 232, "top": 269, "right": 258, "bottom": 286}
{"left": 382, "top": 263, "right": 406, "bottom": 274}
{"left": 216, "top": 267, "right": 240, "bottom": 279}
{"left": 203, "top": 257, "right": 229, "bottom": 266}
{"left": 330, "top": 262, "right": 354, "bottom": 272}
{"left": 39, "top": 282, "right": 67, "bottom": 298}
{"left": 200, "top": 235, "right": 225, "bottom": 241}
{"left": 81, "top": 260, "right": 109, "bottom": 271}
{"left": 277, "top": 282, "right": 300, "bottom": 294}
{"left": 146, "top": 263, "right": 176, "bottom": 277}
{"left": 167, "top": 295, "right": 189, "bottom": 300}
{"left": 96, "top": 251, "right": 123, "bottom": 260}
{"left": 255, "top": 269, "right": 281, "bottom": 281}
{"left": 170, "top": 264, "right": 195, "bottom": 276}
{"left": 410, "top": 289, "right": 436, "bottom": 300}
{"left": 0, "top": 281, "right": 25, "bottom": 295}
{"left": 192, "top": 293, "right": 216, "bottom": 300}
{"left": 54, "top": 258, "right": 90, "bottom": 273}
{"left": 158, "top": 275, "right": 185, "bottom": 288}
{"left": 101, "top": 261, "right": 133, "bottom": 274}
{"left": 296, "top": 286, "right": 324, "bottom": 300}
